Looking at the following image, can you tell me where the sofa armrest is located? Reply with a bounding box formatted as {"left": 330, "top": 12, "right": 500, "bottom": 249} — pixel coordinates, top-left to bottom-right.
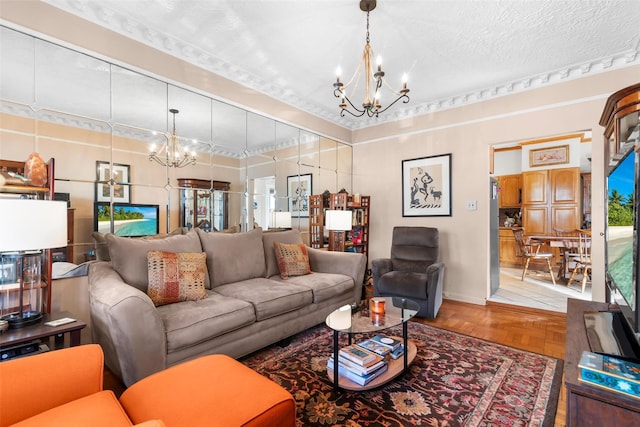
{"left": 0, "top": 344, "right": 104, "bottom": 427}
{"left": 425, "top": 262, "right": 445, "bottom": 319}
{"left": 307, "top": 249, "right": 366, "bottom": 303}
{"left": 89, "top": 261, "right": 167, "bottom": 387}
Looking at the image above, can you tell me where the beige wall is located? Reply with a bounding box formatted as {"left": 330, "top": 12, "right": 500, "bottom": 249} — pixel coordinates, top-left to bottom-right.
{"left": 352, "top": 65, "right": 640, "bottom": 305}
{"left": 3, "top": 1, "right": 639, "bottom": 306}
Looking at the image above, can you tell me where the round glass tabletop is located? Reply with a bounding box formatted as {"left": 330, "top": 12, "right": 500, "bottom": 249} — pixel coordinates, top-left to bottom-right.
{"left": 325, "top": 297, "right": 420, "bottom": 335}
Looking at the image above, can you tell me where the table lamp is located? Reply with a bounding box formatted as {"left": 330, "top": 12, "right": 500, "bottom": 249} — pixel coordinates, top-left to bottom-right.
{"left": 0, "top": 199, "right": 67, "bottom": 328}
{"left": 325, "top": 209, "right": 352, "bottom": 251}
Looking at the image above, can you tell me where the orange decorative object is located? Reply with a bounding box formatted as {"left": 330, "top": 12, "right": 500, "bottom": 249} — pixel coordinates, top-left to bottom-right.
{"left": 24, "top": 152, "right": 47, "bottom": 187}
{"left": 370, "top": 297, "right": 386, "bottom": 314}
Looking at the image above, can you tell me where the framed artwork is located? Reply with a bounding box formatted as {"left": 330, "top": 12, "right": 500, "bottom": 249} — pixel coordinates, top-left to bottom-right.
{"left": 287, "top": 174, "right": 312, "bottom": 218}
{"left": 402, "top": 153, "right": 452, "bottom": 217}
{"left": 529, "top": 145, "right": 569, "bottom": 167}
{"left": 96, "top": 161, "right": 131, "bottom": 203}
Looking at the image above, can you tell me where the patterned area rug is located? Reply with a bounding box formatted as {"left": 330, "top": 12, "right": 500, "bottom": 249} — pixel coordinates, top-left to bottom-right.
{"left": 241, "top": 321, "right": 563, "bottom": 426}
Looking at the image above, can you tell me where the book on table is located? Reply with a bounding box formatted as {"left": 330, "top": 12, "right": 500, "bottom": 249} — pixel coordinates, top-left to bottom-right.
{"left": 328, "top": 354, "right": 387, "bottom": 376}
{"left": 370, "top": 334, "right": 403, "bottom": 351}
{"left": 356, "top": 339, "right": 392, "bottom": 357}
{"left": 327, "top": 357, "right": 388, "bottom": 386}
{"left": 339, "top": 344, "right": 382, "bottom": 366}
{"left": 578, "top": 351, "right": 640, "bottom": 399}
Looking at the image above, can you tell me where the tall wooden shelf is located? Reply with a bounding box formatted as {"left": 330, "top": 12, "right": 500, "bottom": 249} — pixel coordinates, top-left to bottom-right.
{"left": 0, "top": 158, "right": 55, "bottom": 315}
{"left": 308, "top": 192, "right": 371, "bottom": 264}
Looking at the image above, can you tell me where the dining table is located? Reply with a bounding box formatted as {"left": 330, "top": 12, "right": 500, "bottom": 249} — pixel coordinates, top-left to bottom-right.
{"left": 527, "top": 234, "right": 587, "bottom": 283}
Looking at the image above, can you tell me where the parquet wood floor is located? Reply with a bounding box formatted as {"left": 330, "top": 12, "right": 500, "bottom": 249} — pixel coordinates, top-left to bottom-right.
{"left": 103, "top": 298, "right": 568, "bottom": 426}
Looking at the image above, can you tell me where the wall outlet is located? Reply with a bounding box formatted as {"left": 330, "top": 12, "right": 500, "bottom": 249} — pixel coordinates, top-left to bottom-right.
{"left": 466, "top": 200, "right": 477, "bottom": 211}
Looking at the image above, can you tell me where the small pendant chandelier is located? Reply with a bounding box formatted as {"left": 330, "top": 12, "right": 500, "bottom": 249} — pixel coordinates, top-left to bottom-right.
{"left": 333, "top": 0, "right": 410, "bottom": 118}
{"left": 149, "top": 108, "right": 196, "bottom": 168}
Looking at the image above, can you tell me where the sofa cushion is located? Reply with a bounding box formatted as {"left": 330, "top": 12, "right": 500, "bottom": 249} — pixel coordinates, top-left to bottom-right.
{"left": 273, "top": 242, "right": 311, "bottom": 279}
{"left": 93, "top": 228, "right": 188, "bottom": 262}
{"left": 213, "top": 278, "right": 313, "bottom": 321}
{"left": 157, "top": 292, "right": 255, "bottom": 352}
{"left": 147, "top": 251, "right": 208, "bottom": 306}
{"left": 269, "top": 272, "right": 354, "bottom": 303}
{"left": 197, "top": 228, "right": 266, "bottom": 288}
{"left": 10, "top": 390, "right": 132, "bottom": 427}
{"left": 106, "top": 230, "right": 205, "bottom": 292}
{"left": 262, "top": 229, "right": 305, "bottom": 278}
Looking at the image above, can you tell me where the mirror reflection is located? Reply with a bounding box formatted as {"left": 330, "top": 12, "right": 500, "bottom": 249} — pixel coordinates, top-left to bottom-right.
{"left": 0, "top": 25, "right": 352, "bottom": 265}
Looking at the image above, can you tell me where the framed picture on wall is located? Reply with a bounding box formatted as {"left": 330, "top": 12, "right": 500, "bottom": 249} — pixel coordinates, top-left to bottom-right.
{"left": 287, "top": 174, "right": 312, "bottom": 218}
{"left": 96, "top": 161, "right": 131, "bottom": 203}
{"left": 402, "top": 153, "right": 452, "bottom": 217}
{"left": 529, "top": 145, "right": 569, "bottom": 167}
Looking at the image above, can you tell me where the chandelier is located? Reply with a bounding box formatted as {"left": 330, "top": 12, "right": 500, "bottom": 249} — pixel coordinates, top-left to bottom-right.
{"left": 149, "top": 108, "right": 196, "bottom": 168}
{"left": 333, "top": 0, "right": 410, "bottom": 118}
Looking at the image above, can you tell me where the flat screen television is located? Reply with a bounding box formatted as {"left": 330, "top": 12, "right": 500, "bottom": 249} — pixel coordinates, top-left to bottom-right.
{"left": 604, "top": 127, "right": 640, "bottom": 359}
{"left": 94, "top": 203, "right": 160, "bottom": 237}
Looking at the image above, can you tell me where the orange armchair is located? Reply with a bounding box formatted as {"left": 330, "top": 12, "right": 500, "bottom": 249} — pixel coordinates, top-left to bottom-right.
{"left": 1, "top": 345, "right": 295, "bottom": 427}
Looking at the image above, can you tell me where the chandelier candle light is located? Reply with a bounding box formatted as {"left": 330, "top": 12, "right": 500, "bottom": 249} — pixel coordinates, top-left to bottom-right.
{"left": 149, "top": 108, "right": 196, "bottom": 168}
{"left": 334, "top": 0, "right": 410, "bottom": 118}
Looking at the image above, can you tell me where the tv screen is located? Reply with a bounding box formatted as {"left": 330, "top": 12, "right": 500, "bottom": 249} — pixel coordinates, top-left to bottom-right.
{"left": 94, "top": 203, "right": 160, "bottom": 237}
{"left": 606, "top": 151, "right": 635, "bottom": 308}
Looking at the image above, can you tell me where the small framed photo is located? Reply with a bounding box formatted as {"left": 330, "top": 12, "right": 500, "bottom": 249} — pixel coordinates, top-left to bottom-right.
{"left": 402, "top": 153, "right": 452, "bottom": 217}
{"left": 288, "top": 174, "right": 312, "bottom": 218}
{"left": 96, "top": 161, "right": 131, "bottom": 203}
{"left": 529, "top": 145, "right": 569, "bottom": 167}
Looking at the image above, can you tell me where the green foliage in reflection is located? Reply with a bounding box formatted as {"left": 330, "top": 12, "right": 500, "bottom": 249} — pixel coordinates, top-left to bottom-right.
{"left": 608, "top": 189, "right": 634, "bottom": 226}
{"left": 97, "top": 205, "right": 144, "bottom": 221}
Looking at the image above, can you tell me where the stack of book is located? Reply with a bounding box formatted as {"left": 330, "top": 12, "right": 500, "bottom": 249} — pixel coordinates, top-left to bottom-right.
{"left": 328, "top": 344, "right": 388, "bottom": 386}
{"left": 358, "top": 334, "right": 405, "bottom": 360}
{"left": 578, "top": 351, "right": 640, "bottom": 399}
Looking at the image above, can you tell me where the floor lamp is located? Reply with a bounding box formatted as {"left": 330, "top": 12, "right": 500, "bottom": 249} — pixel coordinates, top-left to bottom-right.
{"left": 0, "top": 199, "right": 67, "bottom": 328}
{"left": 325, "top": 210, "right": 352, "bottom": 252}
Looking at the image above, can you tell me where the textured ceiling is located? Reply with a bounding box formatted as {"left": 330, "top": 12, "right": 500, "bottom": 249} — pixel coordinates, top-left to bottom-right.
{"left": 36, "top": 0, "right": 640, "bottom": 130}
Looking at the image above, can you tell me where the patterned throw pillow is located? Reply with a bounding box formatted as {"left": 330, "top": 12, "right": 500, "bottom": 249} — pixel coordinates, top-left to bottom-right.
{"left": 273, "top": 242, "right": 311, "bottom": 280}
{"left": 147, "top": 251, "right": 208, "bottom": 306}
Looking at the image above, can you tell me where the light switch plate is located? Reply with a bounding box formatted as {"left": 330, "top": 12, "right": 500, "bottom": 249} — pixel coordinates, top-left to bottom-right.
{"left": 466, "top": 200, "right": 477, "bottom": 211}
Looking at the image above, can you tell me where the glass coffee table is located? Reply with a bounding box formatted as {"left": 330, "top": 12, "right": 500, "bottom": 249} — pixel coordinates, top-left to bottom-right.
{"left": 325, "top": 297, "right": 420, "bottom": 390}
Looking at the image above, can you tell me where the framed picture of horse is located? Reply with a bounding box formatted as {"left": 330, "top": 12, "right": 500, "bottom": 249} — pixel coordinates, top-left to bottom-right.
{"left": 402, "top": 154, "right": 452, "bottom": 217}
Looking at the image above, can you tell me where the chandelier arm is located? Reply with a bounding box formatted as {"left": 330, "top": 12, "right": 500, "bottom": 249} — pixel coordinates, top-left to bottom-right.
{"left": 373, "top": 93, "right": 411, "bottom": 115}
{"left": 341, "top": 92, "right": 367, "bottom": 114}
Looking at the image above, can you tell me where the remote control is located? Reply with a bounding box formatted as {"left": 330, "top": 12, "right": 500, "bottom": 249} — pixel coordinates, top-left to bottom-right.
{"left": 44, "top": 317, "right": 76, "bottom": 327}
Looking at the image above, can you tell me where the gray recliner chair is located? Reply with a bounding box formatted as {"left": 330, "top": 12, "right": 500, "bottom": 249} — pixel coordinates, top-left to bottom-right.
{"left": 371, "top": 226, "right": 445, "bottom": 319}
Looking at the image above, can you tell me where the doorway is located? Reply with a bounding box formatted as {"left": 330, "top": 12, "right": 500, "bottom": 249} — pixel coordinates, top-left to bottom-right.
{"left": 489, "top": 132, "right": 593, "bottom": 312}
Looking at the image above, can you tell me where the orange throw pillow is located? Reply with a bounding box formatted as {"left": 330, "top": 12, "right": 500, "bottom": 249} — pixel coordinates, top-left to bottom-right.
{"left": 147, "top": 251, "right": 207, "bottom": 306}
{"left": 273, "top": 242, "right": 311, "bottom": 280}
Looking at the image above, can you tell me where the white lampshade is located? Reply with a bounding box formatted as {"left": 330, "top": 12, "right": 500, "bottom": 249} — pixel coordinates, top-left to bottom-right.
{"left": 270, "top": 211, "right": 292, "bottom": 229}
{"left": 0, "top": 200, "right": 68, "bottom": 252}
{"left": 325, "top": 210, "right": 352, "bottom": 231}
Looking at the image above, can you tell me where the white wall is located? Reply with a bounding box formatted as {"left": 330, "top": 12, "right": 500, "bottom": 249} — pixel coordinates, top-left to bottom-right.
{"left": 352, "top": 65, "right": 640, "bottom": 306}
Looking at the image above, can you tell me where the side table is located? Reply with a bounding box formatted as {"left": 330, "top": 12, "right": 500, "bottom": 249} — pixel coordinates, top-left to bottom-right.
{"left": 0, "top": 311, "right": 86, "bottom": 360}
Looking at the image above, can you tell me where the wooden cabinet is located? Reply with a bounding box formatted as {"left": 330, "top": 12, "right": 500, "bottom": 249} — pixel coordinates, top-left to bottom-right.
{"left": 177, "top": 179, "right": 230, "bottom": 232}
{"left": 522, "top": 168, "right": 581, "bottom": 235}
{"left": 498, "top": 228, "right": 520, "bottom": 267}
{"left": 565, "top": 299, "right": 640, "bottom": 426}
{"left": 497, "top": 174, "right": 521, "bottom": 208}
{"left": 308, "top": 194, "right": 324, "bottom": 249}
{"left": 52, "top": 208, "right": 75, "bottom": 263}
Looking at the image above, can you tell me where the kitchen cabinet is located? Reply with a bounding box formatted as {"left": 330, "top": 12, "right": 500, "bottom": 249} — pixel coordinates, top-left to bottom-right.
{"left": 497, "top": 174, "right": 521, "bottom": 208}
{"left": 498, "top": 228, "right": 520, "bottom": 267}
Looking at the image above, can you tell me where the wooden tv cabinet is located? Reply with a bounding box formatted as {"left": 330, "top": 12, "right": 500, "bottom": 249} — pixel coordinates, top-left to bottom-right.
{"left": 565, "top": 298, "right": 640, "bottom": 426}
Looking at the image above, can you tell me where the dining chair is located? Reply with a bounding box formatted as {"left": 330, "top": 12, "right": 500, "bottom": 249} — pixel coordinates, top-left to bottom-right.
{"left": 512, "top": 227, "right": 556, "bottom": 285}
{"left": 554, "top": 228, "right": 580, "bottom": 281}
{"left": 567, "top": 230, "right": 591, "bottom": 292}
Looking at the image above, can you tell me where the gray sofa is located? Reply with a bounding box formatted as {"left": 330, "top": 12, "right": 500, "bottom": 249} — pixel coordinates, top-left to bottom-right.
{"left": 88, "top": 228, "right": 366, "bottom": 386}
